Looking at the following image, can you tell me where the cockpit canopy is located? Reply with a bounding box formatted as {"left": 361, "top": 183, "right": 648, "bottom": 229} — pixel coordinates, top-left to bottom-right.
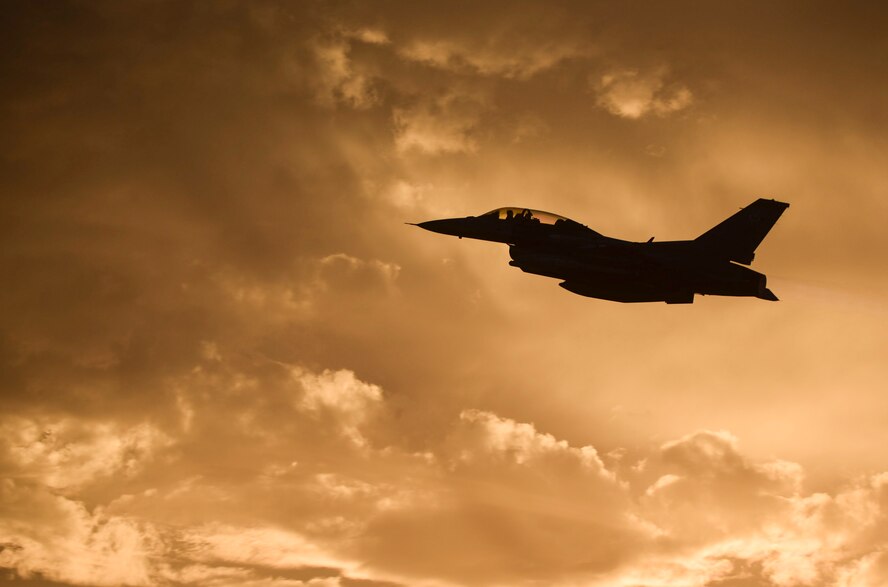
{"left": 481, "top": 207, "right": 593, "bottom": 232}
{"left": 482, "top": 207, "right": 571, "bottom": 224}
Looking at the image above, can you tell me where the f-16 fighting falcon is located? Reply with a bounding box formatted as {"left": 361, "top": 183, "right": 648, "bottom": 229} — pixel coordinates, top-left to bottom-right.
{"left": 413, "top": 198, "right": 789, "bottom": 304}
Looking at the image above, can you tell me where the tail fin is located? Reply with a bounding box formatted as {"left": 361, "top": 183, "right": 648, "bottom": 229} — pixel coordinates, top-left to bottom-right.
{"left": 694, "top": 198, "right": 789, "bottom": 265}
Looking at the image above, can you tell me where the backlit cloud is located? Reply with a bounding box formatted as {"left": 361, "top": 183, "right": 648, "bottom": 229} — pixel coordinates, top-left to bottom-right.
{"left": 310, "top": 33, "right": 384, "bottom": 109}
{"left": 296, "top": 367, "right": 383, "bottom": 447}
{"left": 0, "top": 418, "right": 171, "bottom": 492}
{"left": 2, "top": 382, "right": 888, "bottom": 586}
{"left": 394, "top": 5, "right": 591, "bottom": 79}
{"left": 0, "top": 484, "right": 159, "bottom": 586}
{"left": 393, "top": 92, "right": 487, "bottom": 155}
{"left": 594, "top": 68, "right": 694, "bottom": 119}
{"left": 398, "top": 37, "right": 584, "bottom": 80}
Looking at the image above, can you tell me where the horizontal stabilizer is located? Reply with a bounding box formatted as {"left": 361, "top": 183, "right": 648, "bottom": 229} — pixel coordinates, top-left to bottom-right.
{"left": 695, "top": 198, "right": 789, "bottom": 265}
{"left": 757, "top": 288, "right": 779, "bottom": 301}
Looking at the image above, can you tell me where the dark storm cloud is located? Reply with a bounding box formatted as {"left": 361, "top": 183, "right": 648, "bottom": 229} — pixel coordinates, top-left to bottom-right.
{"left": 0, "top": 2, "right": 384, "bottom": 414}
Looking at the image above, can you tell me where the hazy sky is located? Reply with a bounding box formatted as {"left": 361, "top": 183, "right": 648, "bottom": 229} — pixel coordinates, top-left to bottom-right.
{"left": 2, "top": 2, "right": 888, "bottom": 586}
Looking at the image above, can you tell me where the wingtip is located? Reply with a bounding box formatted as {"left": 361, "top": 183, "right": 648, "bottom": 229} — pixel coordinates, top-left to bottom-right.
{"left": 759, "top": 197, "right": 791, "bottom": 209}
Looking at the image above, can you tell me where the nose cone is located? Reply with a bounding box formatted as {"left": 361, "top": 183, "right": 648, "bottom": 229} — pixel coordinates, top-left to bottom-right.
{"left": 412, "top": 215, "right": 511, "bottom": 244}
{"left": 416, "top": 218, "right": 471, "bottom": 237}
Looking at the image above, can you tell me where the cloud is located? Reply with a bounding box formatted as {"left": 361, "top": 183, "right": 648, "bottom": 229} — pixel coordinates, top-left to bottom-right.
{"left": 311, "top": 40, "right": 378, "bottom": 109}
{"left": 309, "top": 29, "right": 386, "bottom": 110}
{"left": 637, "top": 430, "right": 803, "bottom": 547}
{"left": 0, "top": 483, "right": 159, "bottom": 586}
{"left": 342, "top": 28, "right": 390, "bottom": 46}
{"left": 452, "top": 409, "right": 612, "bottom": 478}
{"left": 382, "top": 180, "right": 431, "bottom": 210}
{"left": 208, "top": 253, "right": 399, "bottom": 330}
{"left": 594, "top": 68, "right": 694, "bottom": 119}
{"left": 611, "top": 473, "right": 888, "bottom": 587}
{"left": 510, "top": 114, "right": 549, "bottom": 144}
{"left": 315, "top": 254, "right": 401, "bottom": 292}
{"left": 7, "top": 352, "right": 884, "bottom": 587}
{"left": 175, "top": 523, "right": 350, "bottom": 573}
{"left": 658, "top": 429, "right": 802, "bottom": 489}
{"left": 295, "top": 367, "right": 383, "bottom": 446}
{"left": 3, "top": 377, "right": 888, "bottom": 587}
{"left": 390, "top": 4, "right": 592, "bottom": 79}
{"left": 398, "top": 37, "right": 583, "bottom": 80}
{"left": 350, "top": 410, "right": 639, "bottom": 584}
{"left": 0, "top": 417, "right": 171, "bottom": 491}
{"left": 393, "top": 92, "right": 486, "bottom": 155}
{"left": 599, "top": 436, "right": 888, "bottom": 587}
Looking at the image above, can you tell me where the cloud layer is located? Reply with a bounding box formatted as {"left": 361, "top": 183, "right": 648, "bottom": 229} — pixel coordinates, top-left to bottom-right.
{"left": 2, "top": 384, "right": 888, "bottom": 586}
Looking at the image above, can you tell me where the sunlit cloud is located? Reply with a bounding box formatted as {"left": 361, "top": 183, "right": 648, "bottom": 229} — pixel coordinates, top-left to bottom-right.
{"left": 399, "top": 37, "right": 584, "bottom": 79}
{"left": 316, "top": 254, "right": 401, "bottom": 292}
{"left": 175, "top": 523, "right": 351, "bottom": 573}
{"left": 593, "top": 68, "right": 694, "bottom": 119}
{"left": 393, "top": 92, "right": 487, "bottom": 155}
{"left": 342, "top": 27, "right": 390, "bottom": 46}
{"left": 453, "top": 409, "right": 612, "bottom": 478}
{"left": 310, "top": 38, "right": 381, "bottom": 109}
{"left": 2, "top": 384, "right": 888, "bottom": 586}
{"left": 295, "top": 367, "right": 383, "bottom": 447}
{"left": 0, "top": 485, "right": 160, "bottom": 586}
{"left": 383, "top": 180, "right": 431, "bottom": 210}
{"left": 0, "top": 418, "right": 172, "bottom": 492}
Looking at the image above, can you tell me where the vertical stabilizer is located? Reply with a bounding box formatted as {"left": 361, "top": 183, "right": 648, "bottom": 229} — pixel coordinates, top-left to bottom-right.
{"left": 694, "top": 198, "right": 789, "bottom": 265}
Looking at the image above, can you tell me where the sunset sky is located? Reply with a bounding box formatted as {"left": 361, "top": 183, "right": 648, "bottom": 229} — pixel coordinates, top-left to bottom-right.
{"left": 2, "top": 2, "right": 888, "bottom": 586}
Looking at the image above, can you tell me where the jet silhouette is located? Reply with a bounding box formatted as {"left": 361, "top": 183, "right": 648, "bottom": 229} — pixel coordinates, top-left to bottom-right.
{"left": 413, "top": 198, "right": 789, "bottom": 303}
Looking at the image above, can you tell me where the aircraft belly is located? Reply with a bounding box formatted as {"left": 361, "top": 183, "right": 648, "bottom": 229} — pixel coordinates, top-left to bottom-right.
{"left": 509, "top": 253, "right": 689, "bottom": 303}
{"left": 507, "top": 245, "right": 776, "bottom": 303}
{"left": 509, "top": 247, "right": 643, "bottom": 280}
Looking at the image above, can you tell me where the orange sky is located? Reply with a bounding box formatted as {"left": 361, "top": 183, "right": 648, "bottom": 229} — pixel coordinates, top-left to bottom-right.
{"left": 2, "top": 2, "right": 888, "bottom": 586}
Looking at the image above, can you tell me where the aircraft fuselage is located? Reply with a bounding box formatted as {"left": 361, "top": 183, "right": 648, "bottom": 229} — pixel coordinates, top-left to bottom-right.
{"left": 414, "top": 200, "right": 788, "bottom": 304}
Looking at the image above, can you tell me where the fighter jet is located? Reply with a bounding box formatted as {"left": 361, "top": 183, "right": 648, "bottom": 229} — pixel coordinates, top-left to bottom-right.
{"left": 413, "top": 198, "right": 789, "bottom": 303}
